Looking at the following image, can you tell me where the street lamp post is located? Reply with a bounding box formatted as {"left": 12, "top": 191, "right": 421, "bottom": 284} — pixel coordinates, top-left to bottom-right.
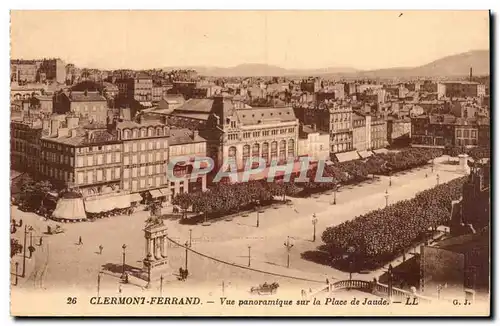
{"left": 15, "top": 262, "right": 19, "bottom": 286}
{"left": 121, "top": 244, "right": 127, "bottom": 278}
{"left": 312, "top": 214, "right": 318, "bottom": 242}
{"left": 247, "top": 246, "right": 251, "bottom": 267}
{"left": 436, "top": 174, "right": 440, "bottom": 186}
{"left": 388, "top": 264, "right": 394, "bottom": 302}
{"left": 97, "top": 272, "right": 102, "bottom": 297}
{"left": 283, "top": 236, "right": 294, "bottom": 268}
{"left": 333, "top": 185, "right": 337, "bottom": 205}
{"left": 389, "top": 175, "right": 392, "bottom": 187}
{"left": 189, "top": 229, "right": 193, "bottom": 247}
{"left": 256, "top": 210, "right": 260, "bottom": 228}
{"left": 160, "top": 274, "right": 163, "bottom": 296}
{"left": 21, "top": 225, "right": 28, "bottom": 277}
{"left": 184, "top": 241, "right": 189, "bottom": 272}
{"left": 431, "top": 159, "right": 435, "bottom": 173}
{"left": 384, "top": 189, "right": 389, "bottom": 207}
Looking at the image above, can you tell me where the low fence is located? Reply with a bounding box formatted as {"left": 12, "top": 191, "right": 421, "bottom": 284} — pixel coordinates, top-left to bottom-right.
{"left": 309, "top": 279, "right": 434, "bottom": 304}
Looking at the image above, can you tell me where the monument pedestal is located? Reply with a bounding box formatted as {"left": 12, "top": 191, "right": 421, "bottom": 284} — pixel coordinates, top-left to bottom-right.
{"left": 458, "top": 154, "right": 471, "bottom": 174}
{"left": 142, "top": 219, "right": 171, "bottom": 286}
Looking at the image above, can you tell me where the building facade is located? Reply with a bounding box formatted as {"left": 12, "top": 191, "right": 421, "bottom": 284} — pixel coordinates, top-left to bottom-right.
{"left": 352, "top": 111, "right": 368, "bottom": 151}
{"left": 370, "top": 116, "right": 388, "bottom": 149}
{"left": 438, "top": 82, "right": 486, "bottom": 99}
{"left": 297, "top": 125, "right": 330, "bottom": 161}
{"left": 54, "top": 91, "right": 109, "bottom": 124}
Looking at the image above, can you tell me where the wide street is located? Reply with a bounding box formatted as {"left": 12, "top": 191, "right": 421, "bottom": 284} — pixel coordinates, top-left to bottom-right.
{"left": 11, "top": 157, "right": 466, "bottom": 296}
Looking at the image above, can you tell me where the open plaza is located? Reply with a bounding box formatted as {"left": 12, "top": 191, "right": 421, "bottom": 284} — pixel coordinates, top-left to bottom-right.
{"left": 11, "top": 156, "right": 466, "bottom": 299}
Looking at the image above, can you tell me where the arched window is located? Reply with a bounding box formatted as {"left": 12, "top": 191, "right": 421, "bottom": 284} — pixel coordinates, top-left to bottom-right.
{"left": 279, "top": 140, "right": 287, "bottom": 161}
{"left": 141, "top": 128, "right": 147, "bottom": 137}
{"left": 271, "top": 141, "right": 278, "bottom": 160}
{"left": 228, "top": 146, "right": 237, "bottom": 170}
{"left": 288, "top": 139, "right": 295, "bottom": 158}
{"left": 228, "top": 146, "right": 237, "bottom": 160}
{"left": 261, "top": 142, "right": 269, "bottom": 163}
{"left": 132, "top": 129, "right": 138, "bottom": 138}
{"left": 242, "top": 145, "right": 250, "bottom": 166}
{"left": 156, "top": 127, "right": 162, "bottom": 136}
{"left": 148, "top": 127, "right": 154, "bottom": 137}
{"left": 252, "top": 143, "right": 260, "bottom": 158}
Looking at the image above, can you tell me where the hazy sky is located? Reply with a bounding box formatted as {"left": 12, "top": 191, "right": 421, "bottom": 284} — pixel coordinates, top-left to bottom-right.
{"left": 11, "top": 10, "right": 489, "bottom": 70}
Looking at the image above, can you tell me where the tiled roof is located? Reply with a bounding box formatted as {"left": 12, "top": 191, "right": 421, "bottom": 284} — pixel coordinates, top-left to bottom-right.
{"left": 176, "top": 98, "right": 214, "bottom": 113}
{"left": 42, "top": 128, "right": 117, "bottom": 146}
{"left": 170, "top": 112, "right": 210, "bottom": 121}
{"left": 116, "top": 120, "right": 165, "bottom": 129}
{"left": 235, "top": 107, "right": 296, "bottom": 126}
{"left": 69, "top": 91, "right": 106, "bottom": 102}
{"left": 168, "top": 128, "right": 206, "bottom": 145}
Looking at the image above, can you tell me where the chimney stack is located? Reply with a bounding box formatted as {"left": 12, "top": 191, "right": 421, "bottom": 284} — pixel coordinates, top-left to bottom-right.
{"left": 50, "top": 118, "right": 60, "bottom": 137}
{"left": 192, "top": 130, "right": 199, "bottom": 140}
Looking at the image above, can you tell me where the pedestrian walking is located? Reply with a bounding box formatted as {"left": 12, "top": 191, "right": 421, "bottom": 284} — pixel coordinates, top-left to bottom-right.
{"left": 99, "top": 245, "right": 103, "bottom": 254}
{"left": 118, "top": 284, "right": 122, "bottom": 294}
{"left": 78, "top": 236, "right": 83, "bottom": 245}
{"left": 39, "top": 236, "right": 43, "bottom": 246}
{"left": 326, "top": 278, "right": 329, "bottom": 285}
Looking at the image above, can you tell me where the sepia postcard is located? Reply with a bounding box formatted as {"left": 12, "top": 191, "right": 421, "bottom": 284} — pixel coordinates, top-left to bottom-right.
{"left": 9, "top": 10, "right": 490, "bottom": 317}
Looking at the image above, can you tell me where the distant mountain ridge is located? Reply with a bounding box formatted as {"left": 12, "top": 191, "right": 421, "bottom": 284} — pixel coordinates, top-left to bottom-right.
{"left": 162, "top": 49, "right": 489, "bottom": 78}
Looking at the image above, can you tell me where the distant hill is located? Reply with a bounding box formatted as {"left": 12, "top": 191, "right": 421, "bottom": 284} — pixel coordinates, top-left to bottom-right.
{"left": 161, "top": 49, "right": 489, "bottom": 78}
{"left": 162, "top": 63, "right": 358, "bottom": 77}
{"left": 354, "top": 50, "right": 490, "bottom": 78}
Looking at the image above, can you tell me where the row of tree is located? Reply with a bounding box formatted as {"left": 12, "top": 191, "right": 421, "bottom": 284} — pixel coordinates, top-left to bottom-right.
{"left": 321, "top": 176, "right": 467, "bottom": 270}
{"left": 446, "top": 146, "right": 490, "bottom": 161}
{"left": 171, "top": 148, "right": 445, "bottom": 220}
{"left": 15, "top": 175, "right": 54, "bottom": 212}
{"left": 172, "top": 180, "right": 302, "bottom": 219}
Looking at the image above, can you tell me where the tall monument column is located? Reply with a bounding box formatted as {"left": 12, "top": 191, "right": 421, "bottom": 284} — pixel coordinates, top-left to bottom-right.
{"left": 143, "top": 219, "right": 169, "bottom": 282}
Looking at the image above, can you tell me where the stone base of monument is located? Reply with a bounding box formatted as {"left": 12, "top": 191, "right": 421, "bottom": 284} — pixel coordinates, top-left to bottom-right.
{"left": 139, "top": 258, "right": 173, "bottom": 287}
{"left": 458, "top": 154, "right": 471, "bottom": 174}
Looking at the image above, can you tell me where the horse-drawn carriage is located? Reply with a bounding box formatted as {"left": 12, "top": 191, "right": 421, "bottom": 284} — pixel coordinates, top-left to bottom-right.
{"left": 250, "top": 282, "right": 279, "bottom": 295}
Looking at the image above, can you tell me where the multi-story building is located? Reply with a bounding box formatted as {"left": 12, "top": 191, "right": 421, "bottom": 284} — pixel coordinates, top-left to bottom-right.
{"left": 167, "top": 129, "right": 207, "bottom": 201}
{"left": 370, "top": 116, "right": 388, "bottom": 149}
{"left": 54, "top": 91, "right": 109, "bottom": 124}
{"left": 438, "top": 81, "right": 486, "bottom": 99}
{"left": 386, "top": 117, "right": 411, "bottom": 145}
{"left": 152, "top": 85, "right": 165, "bottom": 102}
{"left": 304, "top": 101, "right": 354, "bottom": 156}
{"left": 352, "top": 111, "right": 369, "bottom": 151}
{"left": 40, "top": 123, "right": 122, "bottom": 196}
{"left": 10, "top": 60, "right": 38, "bottom": 83}
{"left": 116, "top": 75, "right": 153, "bottom": 103}
{"left": 116, "top": 120, "right": 170, "bottom": 197}
{"left": 200, "top": 95, "right": 299, "bottom": 172}
{"left": 411, "top": 114, "right": 489, "bottom": 148}
{"left": 297, "top": 125, "right": 330, "bottom": 161}
{"left": 300, "top": 78, "right": 321, "bottom": 93}
{"left": 11, "top": 119, "right": 43, "bottom": 172}
{"left": 327, "top": 102, "right": 353, "bottom": 155}
{"left": 29, "top": 95, "right": 54, "bottom": 115}
{"left": 39, "top": 58, "right": 66, "bottom": 84}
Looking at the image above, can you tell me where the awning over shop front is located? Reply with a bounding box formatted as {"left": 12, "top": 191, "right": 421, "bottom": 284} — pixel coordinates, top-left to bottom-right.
{"left": 52, "top": 197, "right": 87, "bottom": 220}
{"left": 84, "top": 194, "right": 131, "bottom": 213}
{"left": 159, "top": 188, "right": 170, "bottom": 196}
{"left": 358, "top": 150, "right": 373, "bottom": 159}
{"left": 335, "top": 151, "right": 360, "bottom": 163}
{"left": 150, "top": 189, "right": 163, "bottom": 198}
{"left": 130, "top": 193, "right": 143, "bottom": 202}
